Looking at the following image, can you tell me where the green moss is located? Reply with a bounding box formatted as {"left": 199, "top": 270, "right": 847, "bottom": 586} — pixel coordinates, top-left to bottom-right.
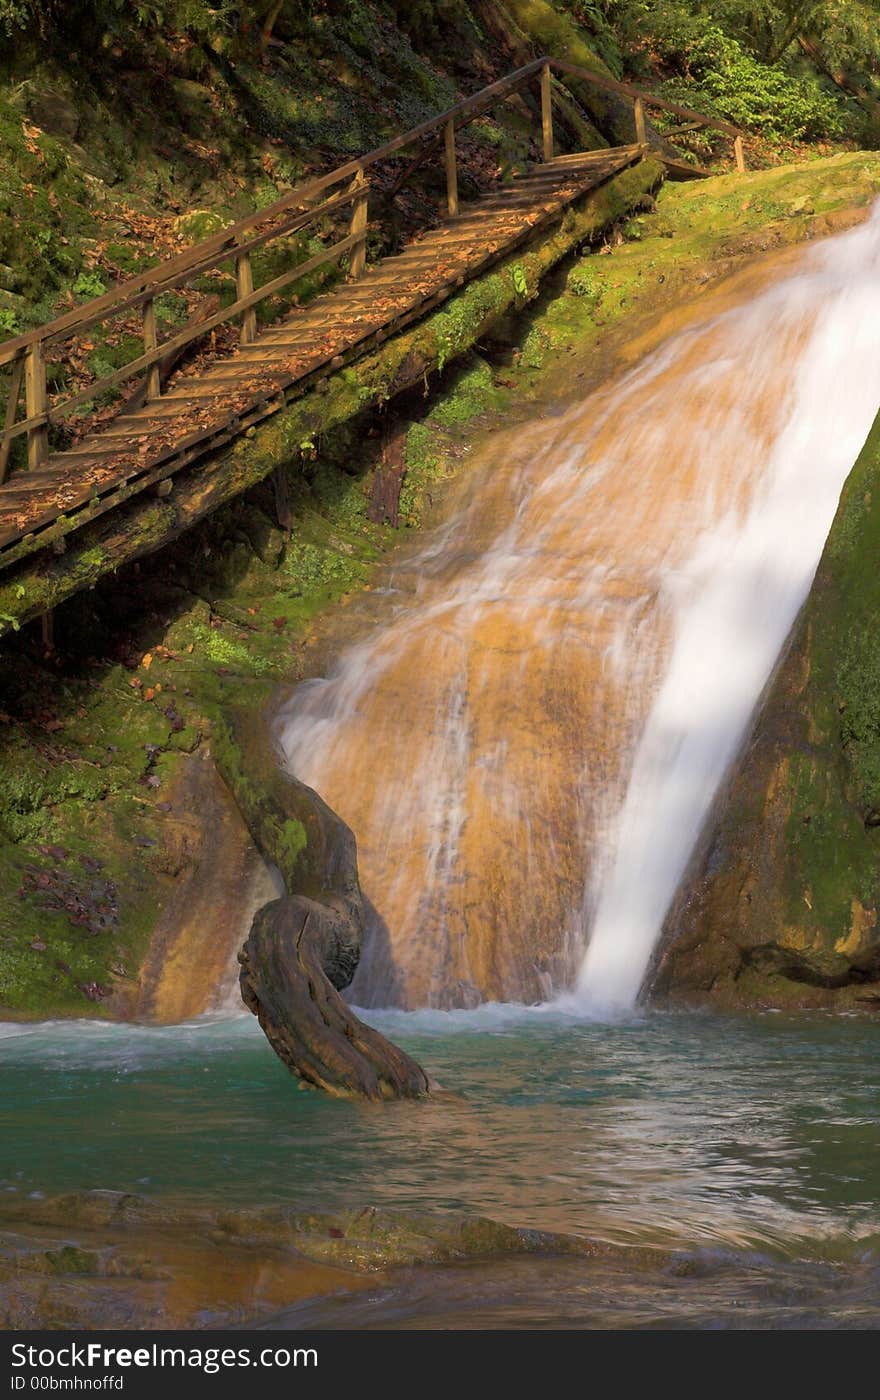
{"left": 398, "top": 422, "right": 446, "bottom": 526}
{"left": 429, "top": 356, "right": 507, "bottom": 429}
{"left": 41, "top": 1246, "right": 100, "bottom": 1277}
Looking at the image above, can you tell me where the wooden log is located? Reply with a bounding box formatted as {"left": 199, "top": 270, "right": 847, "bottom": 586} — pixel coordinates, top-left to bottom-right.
{"left": 215, "top": 704, "right": 433, "bottom": 1100}
{"left": 734, "top": 134, "right": 746, "bottom": 174}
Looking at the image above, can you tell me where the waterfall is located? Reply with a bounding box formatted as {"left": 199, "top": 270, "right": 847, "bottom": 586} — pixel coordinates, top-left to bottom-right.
{"left": 279, "top": 204, "right": 880, "bottom": 1013}
{"left": 576, "top": 204, "right": 880, "bottom": 1013}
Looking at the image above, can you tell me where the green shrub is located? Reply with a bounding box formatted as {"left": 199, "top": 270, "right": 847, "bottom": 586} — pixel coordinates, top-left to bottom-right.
{"left": 663, "top": 26, "right": 845, "bottom": 140}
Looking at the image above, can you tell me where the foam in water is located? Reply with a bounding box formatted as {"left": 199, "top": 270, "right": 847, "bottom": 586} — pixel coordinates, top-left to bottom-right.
{"left": 576, "top": 203, "right": 880, "bottom": 1013}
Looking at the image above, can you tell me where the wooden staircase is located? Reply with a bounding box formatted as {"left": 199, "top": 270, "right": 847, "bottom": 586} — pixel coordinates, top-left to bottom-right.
{"left": 0, "top": 58, "right": 744, "bottom": 579}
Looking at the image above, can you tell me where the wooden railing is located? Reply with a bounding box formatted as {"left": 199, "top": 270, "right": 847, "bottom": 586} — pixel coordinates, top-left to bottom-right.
{"left": 0, "top": 56, "right": 744, "bottom": 480}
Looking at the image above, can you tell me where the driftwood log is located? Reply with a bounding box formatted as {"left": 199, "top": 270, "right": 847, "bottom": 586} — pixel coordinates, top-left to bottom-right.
{"left": 214, "top": 701, "right": 433, "bottom": 1099}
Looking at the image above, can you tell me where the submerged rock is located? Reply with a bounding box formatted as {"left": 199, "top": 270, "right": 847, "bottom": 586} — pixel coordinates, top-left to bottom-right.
{"left": 0, "top": 1189, "right": 606, "bottom": 1330}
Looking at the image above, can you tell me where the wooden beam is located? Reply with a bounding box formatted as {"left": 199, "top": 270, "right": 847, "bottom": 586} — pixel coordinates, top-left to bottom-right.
{"left": 349, "top": 169, "right": 368, "bottom": 280}
{"left": 444, "top": 118, "right": 459, "bottom": 218}
{"left": 633, "top": 96, "right": 647, "bottom": 145}
{"left": 272, "top": 465, "right": 291, "bottom": 532}
{"left": 236, "top": 245, "right": 258, "bottom": 345}
{"left": 551, "top": 57, "right": 742, "bottom": 138}
{"left": 142, "top": 298, "right": 161, "bottom": 402}
{"left": 540, "top": 62, "right": 554, "bottom": 162}
{"left": 0, "top": 353, "right": 24, "bottom": 483}
{"left": 24, "top": 343, "right": 48, "bottom": 470}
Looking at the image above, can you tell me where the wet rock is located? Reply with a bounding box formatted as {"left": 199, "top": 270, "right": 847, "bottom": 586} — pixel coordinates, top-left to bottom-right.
{"left": 0, "top": 1190, "right": 607, "bottom": 1330}
{"left": 654, "top": 407, "right": 880, "bottom": 1010}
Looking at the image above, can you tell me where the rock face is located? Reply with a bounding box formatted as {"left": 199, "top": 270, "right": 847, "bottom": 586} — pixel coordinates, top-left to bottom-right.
{"left": 215, "top": 701, "right": 432, "bottom": 1099}
{"left": 653, "top": 409, "right": 880, "bottom": 1010}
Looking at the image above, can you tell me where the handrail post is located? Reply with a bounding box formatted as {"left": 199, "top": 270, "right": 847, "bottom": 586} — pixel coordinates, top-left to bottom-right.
{"left": 349, "top": 168, "right": 368, "bottom": 279}
{"left": 734, "top": 134, "right": 745, "bottom": 173}
{"left": 444, "top": 117, "right": 459, "bottom": 218}
{"left": 540, "top": 62, "right": 553, "bottom": 162}
{"left": 142, "top": 297, "right": 161, "bottom": 401}
{"left": 24, "top": 341, "right": 48, "bottom": 469}
{"left": 633, "top": 96, "right": 647, "bottom": 144}
{"left": 0, "top": 352, "right": 25, "bottom": 483}
{"left": 236, "top": 242, "right": 258, "bottom": 344}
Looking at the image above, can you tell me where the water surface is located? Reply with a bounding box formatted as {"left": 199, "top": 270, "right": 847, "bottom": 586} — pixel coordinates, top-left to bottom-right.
{"left": 2, "top": 1007, "right": 877, "bottom": 1259}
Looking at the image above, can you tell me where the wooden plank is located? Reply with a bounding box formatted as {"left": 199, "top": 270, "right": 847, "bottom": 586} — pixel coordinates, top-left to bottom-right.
{"left": 634, "top": 97, "right": 647, "bottom": 144}
{"left": 662, "top": 156, "right": 712, "bottom": 181}
{"left": 236, "top": 246, "right": 257, "bottom": 345}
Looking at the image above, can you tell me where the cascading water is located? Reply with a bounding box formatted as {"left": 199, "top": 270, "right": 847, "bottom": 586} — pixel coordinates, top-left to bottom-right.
{"left": 280, "top": 204, "right": 880, "bottom": 1013}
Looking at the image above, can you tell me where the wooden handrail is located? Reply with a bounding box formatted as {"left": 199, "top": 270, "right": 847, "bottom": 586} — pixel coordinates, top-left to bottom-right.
{"left": 549, "top": 58, "right": 743, "bottom": 139}
{"left": 0, "top": 54, "right": 746, "bottom": 473}
{"left": 0, "top": 57, "right": 547, "bottom": 369}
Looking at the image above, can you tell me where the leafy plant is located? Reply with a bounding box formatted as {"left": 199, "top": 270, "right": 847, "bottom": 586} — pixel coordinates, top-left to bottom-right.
{"left": 73, "top": 270, "right": 107, "bottom": 301}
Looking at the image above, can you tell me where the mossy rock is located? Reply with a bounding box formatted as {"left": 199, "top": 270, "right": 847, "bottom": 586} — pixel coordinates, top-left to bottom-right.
{"left": 655, "top": 408, "right": 880, "bottom": 1009}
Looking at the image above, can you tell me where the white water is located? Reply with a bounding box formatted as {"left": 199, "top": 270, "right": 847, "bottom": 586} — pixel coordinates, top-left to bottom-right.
{"left": 576, "top": 204, "right": 880, "bottom": 1013}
